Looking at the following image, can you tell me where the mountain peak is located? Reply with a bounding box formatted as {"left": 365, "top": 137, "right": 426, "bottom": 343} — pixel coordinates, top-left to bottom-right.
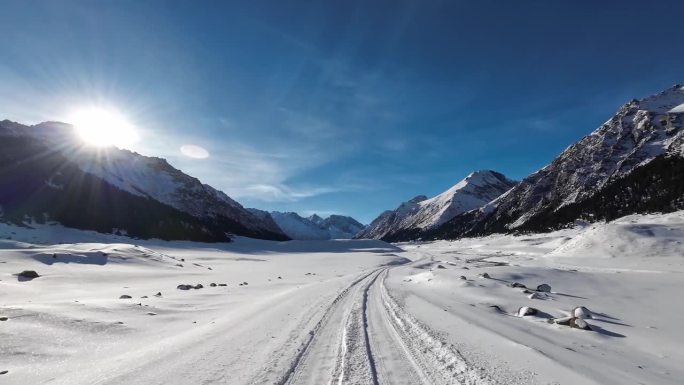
{"left": 357, "top": 170, "right": 516, "bottom": 240}
{"left": 407, "top": 195, "right": 428, "bottom": 204}
{"left": 632, "top": 84, "right": 684, "bottom": 113}
{"left": 307, "top": 213, "right": 324, "bottom": 225}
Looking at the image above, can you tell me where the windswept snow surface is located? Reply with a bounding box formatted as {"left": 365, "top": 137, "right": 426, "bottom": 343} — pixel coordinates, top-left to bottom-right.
{"left": 2, "top": 211, "right": 684, "bottom": 384}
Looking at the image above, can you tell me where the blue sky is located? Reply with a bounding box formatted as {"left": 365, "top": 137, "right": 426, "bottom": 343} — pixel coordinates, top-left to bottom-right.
{"left": 1, "top": 1, "right": 683, "bottom": 223}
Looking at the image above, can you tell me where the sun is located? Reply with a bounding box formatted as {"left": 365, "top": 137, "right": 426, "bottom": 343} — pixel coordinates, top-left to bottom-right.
{"left": 69, "top": 107, "right": 139, "bottom": 148}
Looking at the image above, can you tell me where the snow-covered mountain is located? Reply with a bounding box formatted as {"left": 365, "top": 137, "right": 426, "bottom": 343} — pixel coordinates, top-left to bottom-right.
{"left": 309, "top": 214, "right": 366, "bottom": 239}
{"left": 258, "top": 211, "right": 366, "bottom": 240}
{"left": 0, "top": 119, "right": 289, "bottom": 241}
{"left": 357, "top": 170, "right": 516, "bottom": 241}
{"left": 430, "top": 85, "right": 684, "bottom": 239}
{"left": 267, "top": 211, "right": 330, "bottom": 240}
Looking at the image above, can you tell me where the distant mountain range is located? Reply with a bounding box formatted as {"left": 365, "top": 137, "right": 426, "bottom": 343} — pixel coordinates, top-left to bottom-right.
{"left": 249, "top": 209, "right": 365, "bottom": 240}
{"left": 2, "top": 85, "right": 681, "bottom": 243}
{"left": 358, "top": 85, "right": 684, "bottom": 242}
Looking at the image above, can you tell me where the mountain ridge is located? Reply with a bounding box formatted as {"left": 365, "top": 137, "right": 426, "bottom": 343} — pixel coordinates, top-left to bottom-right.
{"left": 356, "top": 170, "right": 516, "bottom": 241}
{"left": 426, "top": 85, "right": 684, "bottom": 239}
{"left": 0, "top": 119, "right": 289, "bottom": 241}
{"left": 253, "top": 210, "right": 366, "bottom": 240}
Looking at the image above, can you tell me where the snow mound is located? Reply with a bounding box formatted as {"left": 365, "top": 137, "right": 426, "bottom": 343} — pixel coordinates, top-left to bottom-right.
{"left": 26, "top": 243, "right": 179, "bottom": 266}
{"left": 547, "top": 212, "right": 684, "bottom": 260}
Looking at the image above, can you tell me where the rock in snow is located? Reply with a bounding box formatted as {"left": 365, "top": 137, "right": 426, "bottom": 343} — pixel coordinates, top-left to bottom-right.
{"left": 572, "top": 306, "right": 593, "bottom": 319}
{"left": 177, "top": 284, "right": 203, "bottom": 290}
{"left": 17, "top": 270, "right": 40, "bottom": 279}
{"left": 518, "top": 307, "right": 538, "bottom": 317}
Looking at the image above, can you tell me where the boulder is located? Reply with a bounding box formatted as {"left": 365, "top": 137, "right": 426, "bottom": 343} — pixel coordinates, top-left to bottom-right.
{"left": 509, "top": 282, "right": 526, "bottom": 288}
{"left": 537, "top": 284, "right": 551, "bottom": 293}
{"left": 518, "top": 306, "right": 538, "bottom": 317}
{"left": 17, "top": 270, "right": 39, "bottom": 279}
{"left": 553, "top": 316, "right": 573, "bottom": 326}
{"left": 210, "top": 283, "right": 217, "bottom": 287}
{"left": 552, "top": 316, "right": 592, "bottom": 330}
{"left": 154, "top": 292, "right": 162, "bottom": 297}
{"left": 193, "top": 284, "right": 204, "bottom": 289}
{"left": 177, "top": 284, "right": 192, "bottom": 290}
{"left": 459, "top": 276, "right": 467, "bottom": 280}
{"left": 572, "top": 306, "right": 593, "bottom": 319}
{"left": 436, "top": 265, "right": 446, "bottom": 269}
{"left": 119, "top": 295, "right": 132, "bottom": 299}
{"left": 570, "top": 317, "right": 592, "bottom": 330}
{"left": 0, "top": 317, "right": 8, "bottom": 321}
{"left": 218, "top": 283, "right": 227, "bottom": 287}
{"left": 479, "top": 273, "right": 490, "bottom": 279}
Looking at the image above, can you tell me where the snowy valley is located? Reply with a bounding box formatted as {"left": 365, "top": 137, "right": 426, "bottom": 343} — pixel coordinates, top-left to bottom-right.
{"left": 1, "top": 211, "right": 683, "bottom": 384}
{"left": 1, "top": 85, "right": 683, "bottom": 385}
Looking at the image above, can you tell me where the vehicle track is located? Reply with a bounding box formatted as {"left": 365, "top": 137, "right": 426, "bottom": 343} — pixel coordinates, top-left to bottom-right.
{"left": 377, "top": 272, "right": 492, "bottom": 385}
{"left": 270, "top": 267, "right": 492, "bottom": 385}
{"left": 270, "top": 269, "right": 382, "bottom": 385}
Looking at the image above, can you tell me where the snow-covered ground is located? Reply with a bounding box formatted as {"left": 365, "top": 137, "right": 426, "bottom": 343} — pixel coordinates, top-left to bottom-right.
{"left": 1, "top": 211, "right": 683, "bottom": 384}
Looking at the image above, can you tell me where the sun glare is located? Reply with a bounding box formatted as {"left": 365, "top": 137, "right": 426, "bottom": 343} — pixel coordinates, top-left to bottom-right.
{"left": 69, "top": 107, "right": 139, "bottom": 148}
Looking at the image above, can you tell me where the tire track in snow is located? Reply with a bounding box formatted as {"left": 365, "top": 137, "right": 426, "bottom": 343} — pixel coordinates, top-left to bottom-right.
{"left": 269, "top": 269, "right": 380, "bottom": 385}
{"left": 269, "top": 265, "right": 493, "bottom": 385}
{"left": 377, "top": 272, "right": 492, "bottom": 385}
{"left": 329, "top": 269, "right": 383, "bottom": 385}
{"left": 361, "top": 272, "right": 381, "bottom": 385}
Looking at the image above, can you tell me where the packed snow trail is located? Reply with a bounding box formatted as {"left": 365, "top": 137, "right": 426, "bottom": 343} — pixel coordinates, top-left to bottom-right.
{"left": 273, "top": 267, "right": 490, "bottom": 385}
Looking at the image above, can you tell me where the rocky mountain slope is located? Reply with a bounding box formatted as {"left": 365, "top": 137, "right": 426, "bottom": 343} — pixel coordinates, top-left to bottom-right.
{"left": 0, "top": 120, "right": 289, "bottom": 241}
{"left": 429, "top": 85, "right": 684, "bottom": 239}
{"left": 357, "top": 170, "right": 516, "bottom": 241}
